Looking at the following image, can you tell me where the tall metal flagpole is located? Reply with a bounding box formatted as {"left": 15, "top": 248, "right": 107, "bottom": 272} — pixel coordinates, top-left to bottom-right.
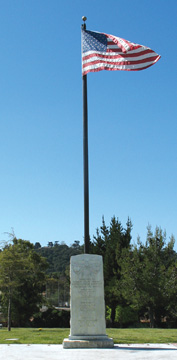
{"left": 82, "top": 16, "right": 89, "bottom": 254}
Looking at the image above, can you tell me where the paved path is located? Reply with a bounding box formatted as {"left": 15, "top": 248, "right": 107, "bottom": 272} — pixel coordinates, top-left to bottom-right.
{"left": 0, "top": 344, "right": 177, "bottom": 360}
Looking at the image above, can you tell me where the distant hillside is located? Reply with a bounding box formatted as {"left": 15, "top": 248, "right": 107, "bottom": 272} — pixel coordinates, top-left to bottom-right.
{"left": 34, "top": 241, "right": 83, "bottom": 275}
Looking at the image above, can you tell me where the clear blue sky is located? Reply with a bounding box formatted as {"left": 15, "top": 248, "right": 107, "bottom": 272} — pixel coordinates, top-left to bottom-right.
{"left": 0, "top": 0, "right": 177, "bottom": 250}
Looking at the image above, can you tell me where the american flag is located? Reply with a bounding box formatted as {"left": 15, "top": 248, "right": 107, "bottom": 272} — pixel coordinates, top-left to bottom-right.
{"left": 82, "top": 29, "right": 161, "bottom": 75}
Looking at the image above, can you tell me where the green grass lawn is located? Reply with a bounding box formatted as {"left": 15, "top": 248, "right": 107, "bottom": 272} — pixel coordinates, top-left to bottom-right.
{"left": 0, "top": 328, "right": 69, "bottom": 344}
{"left": 0, "top": 328, "right": 177, "bottom": 344}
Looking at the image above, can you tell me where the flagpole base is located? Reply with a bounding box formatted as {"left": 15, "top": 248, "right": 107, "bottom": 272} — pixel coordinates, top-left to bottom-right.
{"left": 63, "top": 335, "right": 114, "bottom": 349}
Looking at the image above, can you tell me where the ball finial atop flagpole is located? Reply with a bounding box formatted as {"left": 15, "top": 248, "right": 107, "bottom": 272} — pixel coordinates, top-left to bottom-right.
{"left": 82, "top": 16, "right": 87, "bottom": 30}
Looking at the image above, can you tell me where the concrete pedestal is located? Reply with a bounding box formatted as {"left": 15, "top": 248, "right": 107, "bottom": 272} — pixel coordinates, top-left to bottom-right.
{"left": 63, "top": 254, "right": 114, "bottom": 349}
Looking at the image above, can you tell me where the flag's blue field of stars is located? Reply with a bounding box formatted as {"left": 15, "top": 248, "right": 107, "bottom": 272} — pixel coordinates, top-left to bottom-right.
{"left": 82, "top": 30, "right": 107, "bottom": 52}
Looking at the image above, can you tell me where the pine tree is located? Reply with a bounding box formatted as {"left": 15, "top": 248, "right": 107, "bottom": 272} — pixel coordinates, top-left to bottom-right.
{"left": 121, "top": 226, "right": 177, "bottom": 327}
{"left": 91, "top": 216, "right": 132, "bottom": 324}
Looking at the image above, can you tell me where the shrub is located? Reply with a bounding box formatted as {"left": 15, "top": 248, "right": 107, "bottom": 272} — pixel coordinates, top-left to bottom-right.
{"left": 32, "top": 307, "right": 70, "bottom": 328}
{"left": 115, "top": 305, "right": 138, "bottom": 327}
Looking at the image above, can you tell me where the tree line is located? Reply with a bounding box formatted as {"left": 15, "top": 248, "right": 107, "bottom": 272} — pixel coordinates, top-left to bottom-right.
{"left": 0, "top": 216, "right": 177, "bottom": 330}
{"left": 91, "top": 217, "right": 177, "bottom": 328}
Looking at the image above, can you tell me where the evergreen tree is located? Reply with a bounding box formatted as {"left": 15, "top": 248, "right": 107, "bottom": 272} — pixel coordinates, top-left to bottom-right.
{"left": 92, "top": 216, "right": 132, "bottom": 324}
{"left": 121, "top": 226, "right": 177, "bottom": 327}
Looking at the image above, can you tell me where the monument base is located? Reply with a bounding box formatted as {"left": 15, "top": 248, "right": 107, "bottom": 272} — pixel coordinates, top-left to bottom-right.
{"left": 63, "top": 335, "right": 114, "bottom": 348}
{"left": 64, "top": 255, "right": 114, "bottom": 349}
